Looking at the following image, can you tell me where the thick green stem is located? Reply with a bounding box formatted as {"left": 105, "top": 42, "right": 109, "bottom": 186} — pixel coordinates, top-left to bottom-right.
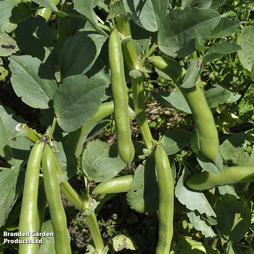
{"left": 117, "top": 14, "right": 154, "bottom": 150}
{"left": 85, "top": 213, "right": 104, "bottom": 252}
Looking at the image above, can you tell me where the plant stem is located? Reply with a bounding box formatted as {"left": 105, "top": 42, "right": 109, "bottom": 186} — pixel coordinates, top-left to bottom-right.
{"left": 85, "top": 212, "right": 104, "bottom": 252}
{"left": 117, "top": 14, "right": 155, "bottom": 150}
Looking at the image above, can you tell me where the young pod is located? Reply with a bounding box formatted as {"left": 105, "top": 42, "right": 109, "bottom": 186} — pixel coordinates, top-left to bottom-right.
{"left": 42, "top": 144, "right": 71, "bottom": 254}
{"left": 92, "top": 175, "right": 133, "bottom": 195}
{"left": 19, "top": 140, "right": 44, "bottom": 254}
{"left": 186, "top": 165, "right": 254, "bottom": 191}
{"left": 148, "top": 55, "right": 219, "bottom": 161}
{"left": 35, "top": 0, "right": 60, "bottom": 21}
{"left": 155, "top": 145, "right": 174, "bottom": 254}
{"left": 109, "top": 29, "right": 135, "bottom": 166}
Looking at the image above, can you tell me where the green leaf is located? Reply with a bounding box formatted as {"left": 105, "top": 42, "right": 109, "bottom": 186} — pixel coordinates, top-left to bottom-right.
{"left": 123, "top": 0, "right": 168, "bottom": 32}
{"left": 126, "top": 158, "right": 159, "bottom": 213}
{"left": 197, "top": 151, "right": 223, "bottom": 173}
{"left": 72, "top": 0, "right": 107, "bottom": 36}
{"left": 181, "top": 59, "right": 203, "bottom": 89}
{"left": 181, "top": 0, "right": 199, "bottom": 8}
{"left": 203, "top": 42, "right": 241, "bottom": 62}
{"left": 9, "top": 55, "right": 57, "bottom": 109}
{"left": 53, "top": 75, "right": 106, "bottom": 132}
{"left": 152, "top": 90, "right": 191, "bottom": 114}
{"left": 237, "top": 26, "right": 254, "bottom": 72}
{"left": 60, "top": 25, "right": 107, "bottom": 78}
{"left": 175, "top": 168, "right": 216, "bottom": 217}
{"left": 195, "top": 30, "right": 208, "bottom": 51}
{"left": 0, "top": 106, "right": 34, "bottom": 167}
{"left": 82, "top": 140, "right": 126, "bottom": 183}
{"left": 220, "top": 133, "right": 254, "bottom": 166}
{"left": 9, "top": 2, "right": 31, "bottom": 23}
{"left": 208, "top": 17, "right": 240, "bottom": 39}
{"left": 160, "top": 128, "right": 191, "bottom": 155}
{"left": 215, "top": 194, "right": 251, "bottom": 242}
{"left": 129, "top": 69, "right": 142, "bottom": 78}
{"left": 112, "top": 234, "right": 137, "bottom": 252}
{"left": 38, "top": 220, "right": 56, "bottom": 254}
{"left": 205, "top": 84, "right": 231, "bottom": 108}
{"left": 158, "top": 7, "right": 220, "bottom": 58}
{"left": 187, "top": 211, "right": 217, "bottom": 238}
{"left": 15, "top": 16, "right": 61, "bottom": 66}
{"left": 107, "top": 1, "right": 126, "bottom": 20}
{"left": 0, "top": 0, "right": 19, "bottom": 33}
{"left": 0, "top": 32, "right": 19, "bottom": 57}
{"left": 209, "top": 0, "right": 226, "bottom": 10}
{"left": 54, "top": 141, "right": 77, "bottom": 180}
{"left": 0, "top": 167, "right": 25, "bottom": 228}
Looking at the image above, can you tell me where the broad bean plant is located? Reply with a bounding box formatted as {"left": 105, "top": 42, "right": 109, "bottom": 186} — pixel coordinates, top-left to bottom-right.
{"left": 1, "top": 0, "right": 254, "bottom": 253}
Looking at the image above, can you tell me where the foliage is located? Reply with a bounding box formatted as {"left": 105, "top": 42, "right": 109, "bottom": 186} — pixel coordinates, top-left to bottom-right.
{"left": 0, "top": 0, "right": 254, "bottom": 253}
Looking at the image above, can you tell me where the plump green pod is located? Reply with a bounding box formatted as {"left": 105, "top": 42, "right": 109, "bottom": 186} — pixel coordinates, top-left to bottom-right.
{"left": 65, "top": 101, "right": 114, "bottom": 158}
{"left": 42, "top": 144, "right": 71, "bottom": 254}
{"left": 92, "top": 175, "right": 133, "bottom": 195}
{"left": 19, "top": 140, "right": 44, "bottom": 254}
{"left": 109, "top": 29, "right": 135, "bottom": 166}
{"left": 186, "top": 165, "right": 254, "bottom": 191}
{"left": 148, "top": 55, "right": 219, "bottom": 161}
{"left": 155, "top": 145, "right": 174, "bottom": 254}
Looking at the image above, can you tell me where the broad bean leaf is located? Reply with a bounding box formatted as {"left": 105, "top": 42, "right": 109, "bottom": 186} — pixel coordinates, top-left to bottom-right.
{"left": 0, "top": 106, "right": 33, "bottom": 167}
{"left": 187, "top": 211, "right": 217, "bottom": 238}
{"left": 60, "top": 25, "right": 107, "bottom": 78}
{"left": 9, "top": 55, "right": 57, "bottom": 109}
{"left": 72, "top": 0, "right": 107, "bottom": 36}
{"left": 215, "top": 194, "right": 251, "bottom": 242}
{"left": 237, "top": 26, "right": 254, "bottom": 72}
{"left": 39, "top": 220, "right": 56, "bottom": 254}
{"left": 0, "top": 0, "right": 19, "bottom": 33}
{"left": 209, "top": 0, "right": 226, "bottom": 10}
{"left": 53, "top": 75, "right": 106, "bottom": 132}
{"left": 171, "top": 238, "right": 217, "bottom": 254}
{"left": 9, "top": 2, "right": 31, "bottom": 24}
{"left": 203, "top": 42, "right": 241, "bottom": 62}
{"left": 218, "top": 185, "right": 238, "bottom": 198}
{"left": 175, "top": 168, "right": 216, "bottom": 217}
{"left": 181, "top": 0, "right": 198, "bottom": 8}
{"left": 126, "top": 158, "right": 159, "bottom": 213}
{"left": 0, "top": 32, "right": 19, "bottom": 57}
{"left": 15, "top": 16, "right": 60, "bottom": 66}
{"left": 107, "top": 1, "right": 126, "bottom": 20}
{"left": 82, "top": 140, "right": 126, "bottom": 183}
{"left": 205, "top": 84, "right": 231, "bottom": 108}
{"left": 181, "top": 59, "right": 203, "bottom": 89}
{"left": 220, "top": 133, "right": 254, "bottom": 166}
{"left": 208, "top": 17, "right": 240, "bottom": 39}
{"left": 197, "top": 151, "right": 223, "bottom": 173}
{"left": 0, "top": 167, "right": 25, "bottom": 228}
{"left": 54, "top": 141, "right": 77, "bottom": 180}
{"left": 58, "top": 5, "right": 87, "bottom": 49}
{"left": 160, "top": 128, "right": 191, "bottom": 155}
{"left": 195, "top": 30, "right": 208, "bottom": 51}
{"left": 112, "top": 234, "right": 137, "bottom": 252}
{"left": 158, "top": 7, "right": 220, "bottom": 58}
{"left": 123, "top": 0, "right": 168, "bottom": 32}
{"left": 152, "top": 90, "right": 191, "bottom": 114}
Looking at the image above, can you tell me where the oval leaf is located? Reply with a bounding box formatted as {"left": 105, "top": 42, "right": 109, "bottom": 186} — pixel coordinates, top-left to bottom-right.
{"left": 9, "top": 55, "right": 57, "bottom": 109}
{"left": 53, "top": 75, "right": 106, "bottom": 132}
{"left": 82, "top": 140, "right": 126, "bottom": 183}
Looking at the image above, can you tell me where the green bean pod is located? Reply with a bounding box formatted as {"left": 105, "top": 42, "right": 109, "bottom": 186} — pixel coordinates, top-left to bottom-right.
{"left": 19, "top": 139, "right": 44, "bottom": 254}
{"left": 42, "top": 143, "right": 71, "bottom": 254}
{"left": 109, "top": 29, "right": 135, "bottom": 166}
{"left": 92, "top": 175, "right": 133, "bottom": 195}
{"left": 148, "top": 56, "right": 219, "bottom": 161}
{"left": 155, "top": 145, "right": 174, "bottom": 254}
{"left": 186, "top": 165, "right": 254, "bottom": 191}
